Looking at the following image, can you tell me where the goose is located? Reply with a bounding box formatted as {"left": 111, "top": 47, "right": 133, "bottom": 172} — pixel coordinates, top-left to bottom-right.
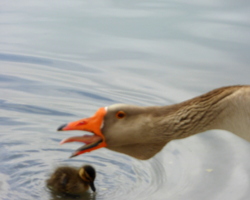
{"left": 58, "top": 85, "right": 250, "bottom": 160}
{"left": 46, "top": 165, "right": 96, "bottom": 196}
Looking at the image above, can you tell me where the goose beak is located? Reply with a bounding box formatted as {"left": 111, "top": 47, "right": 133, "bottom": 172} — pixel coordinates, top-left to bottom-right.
{"left": 58, "top": 107, "right": 107, "bottom": 157}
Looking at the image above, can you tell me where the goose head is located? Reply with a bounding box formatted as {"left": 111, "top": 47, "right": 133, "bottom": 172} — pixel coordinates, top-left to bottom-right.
{"left": 58, "top": 104, "right": 170, "bottom": 160}
{"left": 58, "top": 86, "right": 250, "bottom": 160}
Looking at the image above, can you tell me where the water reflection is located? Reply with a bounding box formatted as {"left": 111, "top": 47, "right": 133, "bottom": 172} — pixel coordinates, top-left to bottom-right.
{"left": 48, "top": 191, "right": 95, "bottom": 200}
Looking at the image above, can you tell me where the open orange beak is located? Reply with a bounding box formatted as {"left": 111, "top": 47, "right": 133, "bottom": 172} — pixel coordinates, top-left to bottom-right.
{"left": 57, "top": 107, "right": 107, "bottom": 158}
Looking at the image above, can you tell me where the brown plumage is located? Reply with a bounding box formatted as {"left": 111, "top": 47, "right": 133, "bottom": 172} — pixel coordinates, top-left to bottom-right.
{"left": 46, "top": 165, "right": 96, "bottom": 196}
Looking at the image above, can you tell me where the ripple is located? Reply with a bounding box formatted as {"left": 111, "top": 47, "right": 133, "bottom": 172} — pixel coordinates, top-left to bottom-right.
{"left": 0, "top": 147, "right": 50, "bottom": 200}
{"left": 0, "top": 117, "right": 28, "bottom": 126}
{"left": 0, "top": 53, "right": 100, "bottom": 73}
{"left": 60, "top": 89, "right": 114, "bottom": 103}
{"left": 0, "top": 173, "right": 10, "bottom": 199}
{"left": 0, "top": 100, "right": 73, "bottom": 116}
{"left": 1, "top": 0, "right": 250, "bottom": 199}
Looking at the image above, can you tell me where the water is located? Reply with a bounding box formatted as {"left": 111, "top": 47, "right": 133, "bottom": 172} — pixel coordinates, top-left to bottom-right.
{"left": 1, "top": 0, "right": 250, "bottom": 199}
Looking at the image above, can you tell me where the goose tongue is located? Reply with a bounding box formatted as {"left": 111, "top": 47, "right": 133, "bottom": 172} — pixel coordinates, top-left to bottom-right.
{"left": 57, "top": 107, "right": 107, "bottom": 157}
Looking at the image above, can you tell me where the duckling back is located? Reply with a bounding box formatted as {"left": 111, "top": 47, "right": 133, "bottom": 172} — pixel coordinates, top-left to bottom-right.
{"left": 46, "top": 166, "right": 89, "bottom": 196}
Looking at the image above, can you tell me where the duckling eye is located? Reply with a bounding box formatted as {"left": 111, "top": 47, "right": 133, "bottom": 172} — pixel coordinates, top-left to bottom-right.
{"left": 116, "top": 111, "right": 126, "bottom": 119}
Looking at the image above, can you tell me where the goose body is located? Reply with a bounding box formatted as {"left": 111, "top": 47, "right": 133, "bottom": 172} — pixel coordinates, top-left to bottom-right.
{"left": 46, "top": 165, "right": 96, "bottom": 196}
{"left": 58, "top": 85, "right": 250, "bottom": 160}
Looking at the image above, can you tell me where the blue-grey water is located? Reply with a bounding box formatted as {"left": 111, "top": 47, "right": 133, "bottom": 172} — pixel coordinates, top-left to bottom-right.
{"left": 1, "top": 1, "right": 250, "bottom": 200}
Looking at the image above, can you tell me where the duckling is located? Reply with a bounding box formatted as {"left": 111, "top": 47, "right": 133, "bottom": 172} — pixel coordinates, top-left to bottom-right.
{"left": 46, "top": 165, "right": 96, "bottom": 196}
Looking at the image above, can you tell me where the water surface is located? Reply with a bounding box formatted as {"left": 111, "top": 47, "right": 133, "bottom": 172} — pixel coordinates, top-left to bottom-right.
{"left": 1, "top": 0, "right": 250, "bottom": 200}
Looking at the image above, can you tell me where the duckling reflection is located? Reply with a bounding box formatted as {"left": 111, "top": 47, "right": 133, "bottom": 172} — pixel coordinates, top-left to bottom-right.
{"left": 46, "top": 165, "right": 96, "bottom": 197}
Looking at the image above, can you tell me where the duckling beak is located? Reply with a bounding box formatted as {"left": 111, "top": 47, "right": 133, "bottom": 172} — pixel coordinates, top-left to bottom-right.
{"left": 89, "top": 181, "right": 96, "bottom": 192}
{"left": 58, "top": 107, "right": 107, "bottom": 157}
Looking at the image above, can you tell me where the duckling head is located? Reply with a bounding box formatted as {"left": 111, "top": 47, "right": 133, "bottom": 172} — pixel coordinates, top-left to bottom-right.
{"left": 79, "top": 165, "right": 96, "bottom": 192}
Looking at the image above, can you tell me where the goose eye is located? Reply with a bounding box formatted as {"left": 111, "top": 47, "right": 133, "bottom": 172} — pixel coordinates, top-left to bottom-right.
{"left": 116, "top": 111, "right": 126, "bottom": 119}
